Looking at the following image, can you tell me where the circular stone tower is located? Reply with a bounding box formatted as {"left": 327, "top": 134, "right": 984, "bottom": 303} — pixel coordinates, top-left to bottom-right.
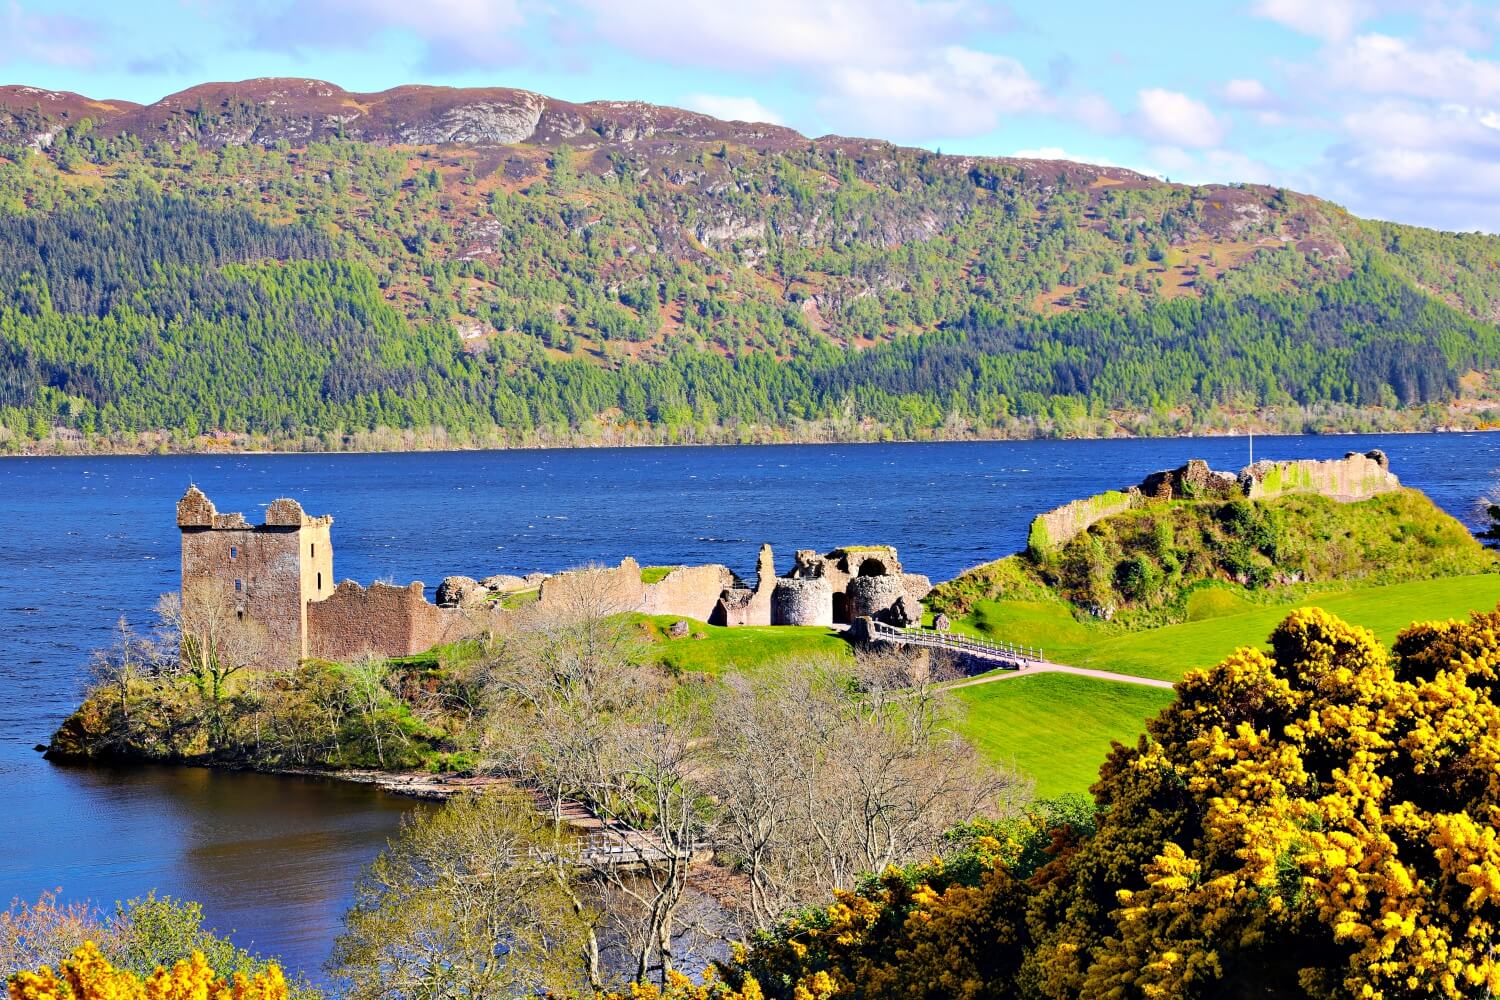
{"left": 772, "top": 577, "right": 833, "bottom": 627}
{"left": 847, "top": 574, "right": 908, "bottom": 622}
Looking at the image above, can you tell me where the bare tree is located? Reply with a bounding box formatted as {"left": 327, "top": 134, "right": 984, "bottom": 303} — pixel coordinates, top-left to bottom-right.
{"left": 345, "top": 654, "right": 395, "bottom": 769}
{"left": 84, "top": 616, "right": 171, "bottom": 753}
{"left": 330, "top": 790, "right": 595, "bottom": 999}
{"left": 155, "top": 589, "right": 273, "bottom": 751}
{"left": 709, "top": 654, "right": 1030, "bottom": 931}
{"left": 586, "top": 704, "right": 713, "bottom": 986}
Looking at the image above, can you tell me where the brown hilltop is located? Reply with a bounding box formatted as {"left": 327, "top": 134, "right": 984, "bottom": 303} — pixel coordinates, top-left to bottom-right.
{"left": 0, "top": 85, "right": 141, "bottom": 132}
{"left": 0, "top": 76, "right": 1151, "bottom": 187}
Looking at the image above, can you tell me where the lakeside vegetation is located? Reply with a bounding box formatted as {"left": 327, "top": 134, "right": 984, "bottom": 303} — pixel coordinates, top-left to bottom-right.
{"left": 28, "top": 463, "right": 1500, "bottom": 996}
{"left": 5, "top": 110, "right": 1500, "bottom": 452}
{"left": 25, "top": 599, "right": 1500, "bottom": 997}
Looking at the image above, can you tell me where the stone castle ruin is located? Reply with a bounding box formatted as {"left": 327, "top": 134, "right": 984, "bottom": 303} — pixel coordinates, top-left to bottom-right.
{"left": 176, "top": 487, "right": 928, "bottom": 670}
{"left": 716, "top": 545, "right": 932, "bottom": 629}
{"left": 1026, "top": 451, "right": 1400, "bottom": 557}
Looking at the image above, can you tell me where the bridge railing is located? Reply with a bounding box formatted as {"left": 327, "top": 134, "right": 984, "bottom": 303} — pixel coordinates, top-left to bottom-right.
{"left": 867, "top": 620, "right": 1043, "bottom": 666}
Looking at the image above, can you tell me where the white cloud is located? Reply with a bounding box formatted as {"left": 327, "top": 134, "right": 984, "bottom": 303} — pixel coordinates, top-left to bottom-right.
{"left": 1318, "top": 99, "right": 1500, "bottom": 230}
{"left": 1222, "top": 77, "right": 1276, "bottom": 107}
{"left": 680, "top": 94, "right": 784, "bottom": 125}
{"left": 576, "top": 1, "right": 1046, "bottom": 140}
{"left": 1142, "top": 145, "right": 1277, "bottom": 185}
{"left": 1252, "top": 0, "right": 1369, "bottom": 41}
{"left": 1134, "top": 88, "right": 1224, "bottom": 148}
{"left": 1325, "top": 33, "right": 1500, "bottom": 103}
{"left": 1010, "top": 146, "right": 1117, "bottom": 166}
{"left": 824, "top": 46, "right": 1045, "bottom": 138}
{"left": 578, "top": 0, "right": 995, "bottom": 74}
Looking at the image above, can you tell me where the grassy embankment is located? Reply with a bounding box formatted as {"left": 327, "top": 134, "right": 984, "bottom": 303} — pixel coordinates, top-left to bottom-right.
{"left": 934, "top": 487, "right": 1500, "bottom": 796}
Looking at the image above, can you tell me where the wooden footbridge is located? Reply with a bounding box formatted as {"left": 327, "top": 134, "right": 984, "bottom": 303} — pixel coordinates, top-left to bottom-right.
{"left": 865, "top": 619, "right": 1044, "bottom": 670}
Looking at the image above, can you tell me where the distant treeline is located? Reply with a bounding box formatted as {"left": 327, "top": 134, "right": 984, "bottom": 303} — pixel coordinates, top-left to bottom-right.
{"left": 1, "top": 128, "right": 1499, "bottom": 448}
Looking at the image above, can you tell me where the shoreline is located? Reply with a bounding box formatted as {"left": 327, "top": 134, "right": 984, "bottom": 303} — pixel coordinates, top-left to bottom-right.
{"left": 3, "top": 422, "right": 1496, "bottom": 460}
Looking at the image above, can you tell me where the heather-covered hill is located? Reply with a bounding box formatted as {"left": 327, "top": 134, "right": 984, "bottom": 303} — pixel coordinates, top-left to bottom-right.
{"left": 2, "top": 78, "right": 1500, "bottom": 452}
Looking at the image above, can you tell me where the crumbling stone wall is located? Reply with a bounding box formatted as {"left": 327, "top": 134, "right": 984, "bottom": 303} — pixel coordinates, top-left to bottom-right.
{"left": 1028, "top": 490, "right": 1138, "bottom": 558}
{"left": 307, "top": 580, "right": 483, "bottom": 661}
{"left": 902, "top": 573, "right": 933, "bottom": 604}
{"left": 1242, "top": 451, "right": 1399, "bottom": 502}
{"left": 534, "top": 558, "right": 647, "bottom": 618}
{"left": 642, "top": 563, "right": 739, "bottom": 621}
{"left": 772, "top": 577, "right": 833, "bottom": 627}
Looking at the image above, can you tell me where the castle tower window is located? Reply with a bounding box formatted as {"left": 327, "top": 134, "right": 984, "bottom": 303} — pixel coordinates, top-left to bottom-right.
{"left": 234, "top": 579, "right": 242, "bottom": 592}
{"left": 229, "top": 546, "right": 237, "bottom": 561}
{"left": 311, "top": 543, "right": 316, "bottom": 558}
{"left": 317, "top": 572, "right": 323, "bottom": 591}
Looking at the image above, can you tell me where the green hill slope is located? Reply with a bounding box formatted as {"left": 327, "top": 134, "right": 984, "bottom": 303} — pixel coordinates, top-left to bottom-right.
{"left": 4, "top": 79, "right": 1500, "bottom": 451}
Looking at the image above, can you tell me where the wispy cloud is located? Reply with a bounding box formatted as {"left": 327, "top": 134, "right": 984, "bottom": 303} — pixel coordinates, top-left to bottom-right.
{"left": 1, "top": 1, "right": 103, "bottom": 69}
{"left": 680, "top": 94, "right": 784, "bottom": 125}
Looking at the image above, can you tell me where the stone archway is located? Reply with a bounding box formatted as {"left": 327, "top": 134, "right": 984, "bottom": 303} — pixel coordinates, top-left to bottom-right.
{"left": 832, "top": 591, "right": 849, "bottom": 625}
{"left": 857, "top": 557, "right": 889, "bottom": 577}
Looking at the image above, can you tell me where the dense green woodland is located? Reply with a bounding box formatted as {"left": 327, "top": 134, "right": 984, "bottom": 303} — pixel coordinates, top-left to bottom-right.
{"left": 2, "top": 118, "right": 1500, "bottom": 450}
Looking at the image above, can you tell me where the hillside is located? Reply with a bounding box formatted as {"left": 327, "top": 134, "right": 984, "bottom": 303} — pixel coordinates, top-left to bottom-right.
{"left": 4, "top": 79, "right": 1500, "bottom": 451}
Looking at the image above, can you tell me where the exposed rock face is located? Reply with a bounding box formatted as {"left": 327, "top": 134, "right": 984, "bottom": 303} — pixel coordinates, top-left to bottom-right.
{"left": 669, "top": 619, "right": 691, "bottom": 638}
{"left": 394, "top": 94, "right": 545, "bottom": 145}
{"left": 772, "top": 577, "right": 833, "bottom": 627}
{"left": 436, "top": 575, "right": 484, "bottom": 607}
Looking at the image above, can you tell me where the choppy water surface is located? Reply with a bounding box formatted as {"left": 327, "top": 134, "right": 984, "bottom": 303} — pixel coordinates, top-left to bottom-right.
{"left": 3, "top": 435, "right": 1499, "bottom": 976}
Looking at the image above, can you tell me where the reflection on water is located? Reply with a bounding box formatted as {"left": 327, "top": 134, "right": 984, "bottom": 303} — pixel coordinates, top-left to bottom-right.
{"left": 4, "top": 435, "right": 1500, "bottom": 978}
{"left": 14, "top": 761, "right": 426, "bottom": 978}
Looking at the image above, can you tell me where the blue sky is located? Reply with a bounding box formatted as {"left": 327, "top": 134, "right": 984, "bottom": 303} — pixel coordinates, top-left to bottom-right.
{"left": 6, "top": 0, "right": 1500, "bottom": 231}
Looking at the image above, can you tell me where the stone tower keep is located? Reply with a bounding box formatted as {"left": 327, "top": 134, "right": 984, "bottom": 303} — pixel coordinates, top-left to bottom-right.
{"left": 176, "top": 485, "right": 334, "bottom": 669}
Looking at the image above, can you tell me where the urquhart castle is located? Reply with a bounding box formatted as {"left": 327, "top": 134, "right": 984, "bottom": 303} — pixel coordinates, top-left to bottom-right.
{"left": 176, "top": 451, "right": 1401, "bottom": 670}
{"left": 176, "top": 485, "right": 932, "bottom": 669}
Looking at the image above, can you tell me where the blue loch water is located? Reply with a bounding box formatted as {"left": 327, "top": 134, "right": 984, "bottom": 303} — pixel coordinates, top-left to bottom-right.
{"left": 2, "top": 434, "right": 1499, "bottom": 977}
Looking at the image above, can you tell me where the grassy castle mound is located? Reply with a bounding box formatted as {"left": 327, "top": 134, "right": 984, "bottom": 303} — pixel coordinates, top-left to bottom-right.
{"left": 929, "top": 485, "right": 1496, "bottom": 630}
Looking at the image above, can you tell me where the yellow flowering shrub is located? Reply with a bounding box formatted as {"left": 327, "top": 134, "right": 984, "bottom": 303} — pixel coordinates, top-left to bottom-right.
{"left": 683, "top": 605, "right": 1500, "bottom": 999}
{"left": 8, "top": 942, "right": 287, "bottom": 1000}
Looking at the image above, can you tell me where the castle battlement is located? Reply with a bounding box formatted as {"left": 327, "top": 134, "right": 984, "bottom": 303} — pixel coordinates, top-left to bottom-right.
{"left": 177, "top": 486, "right": 333, "bottom": 531}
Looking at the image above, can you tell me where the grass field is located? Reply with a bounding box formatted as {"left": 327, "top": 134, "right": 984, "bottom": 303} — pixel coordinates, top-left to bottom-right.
{"left": 961, "top": 573, "right": 1500, "bottom": 681}
{"left": 951, "top": 573, "right": 1500, "bottom": 795}
{"left": 952, "top": 673, "right": 1175, "bottom": 798}
{"left": 634, "top": 615, "right": 853, "bottom": 674}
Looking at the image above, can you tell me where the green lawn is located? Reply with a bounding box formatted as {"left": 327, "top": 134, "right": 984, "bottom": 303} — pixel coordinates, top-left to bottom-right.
{"left": 961, "top": 574, "right": 1500, "bottom": 682}
{"left": 952, "top": 674, "right": 1175, "bottom": 798}
{"left": 951, "top": 574, "right": 1500, "bottom": 796}
{"left": 634, "top": 615, "right": 853, "bottom": 675}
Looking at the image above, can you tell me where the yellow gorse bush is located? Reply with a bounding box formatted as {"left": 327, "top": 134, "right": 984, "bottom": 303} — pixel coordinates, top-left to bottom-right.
{"left": 671, "top": 605, "right": 1500, "bottom": 999}
{"left": 8, "top": 942, "right": 287, "bottom": 1000}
